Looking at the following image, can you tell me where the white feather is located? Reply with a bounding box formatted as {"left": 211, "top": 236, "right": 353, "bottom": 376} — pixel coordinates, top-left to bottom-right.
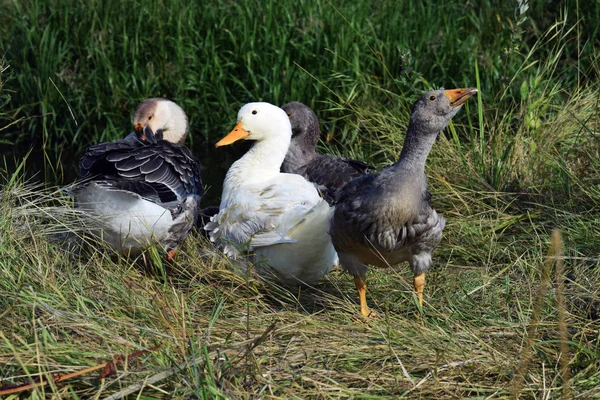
{"left": 75, "top": 182, "right": 175, "bottom": 254}
{"left": 205, "top": 102, "right": 337, "bottom": 285}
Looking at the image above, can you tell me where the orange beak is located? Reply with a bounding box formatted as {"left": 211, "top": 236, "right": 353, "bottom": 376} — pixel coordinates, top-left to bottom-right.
{"left": 216, "top": 122, "right": 250, "bottom": 147}
{"left": 444, "top": 88, "right": 478, "bottom": 107}
{"left": 134, "top": 123, "right": 146, "bottom": 140}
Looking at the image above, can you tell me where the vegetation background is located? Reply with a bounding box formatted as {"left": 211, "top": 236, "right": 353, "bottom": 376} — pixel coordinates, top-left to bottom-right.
{"left": 0, "top": 0, "right": 599, "bottom": 398}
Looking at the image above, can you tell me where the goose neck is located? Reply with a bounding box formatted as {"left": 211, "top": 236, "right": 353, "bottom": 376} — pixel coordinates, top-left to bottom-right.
{"left": 282, "top": 140, "right": 317, "bottom": 172}
{"left": 396, "top": 121, "right": 438, "bottom": 172}
{"left": 224, "top": 134, "right": 290, "bottom": 190}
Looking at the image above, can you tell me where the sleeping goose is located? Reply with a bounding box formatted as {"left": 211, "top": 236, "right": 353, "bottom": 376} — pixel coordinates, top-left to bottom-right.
{"left": 330, "top": 88, "right": 477, "bottom": 316}
{"left": 72, "top": 98, "right": 203, "bottom": 258}
{"left": 281, "top": 101, "right": 372, "bottom": 203}
{"left": 204, "top": 102, "right": 337, "bottom": 285}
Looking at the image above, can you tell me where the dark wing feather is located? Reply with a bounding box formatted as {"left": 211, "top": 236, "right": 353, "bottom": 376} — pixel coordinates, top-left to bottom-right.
{"left": 156, "top": 142, "right": 204, "bottom": 197}
{"left": 334, "top": 172, "right": 379, "bottom": 207}
{"left": 114, "top": 155, "right": 154, "bottom": 172}
{"left": 138, "top": 156, "right": 164, "bottom": 174}
{"left": 302, "top": 155, "right": 373, "bottom": 203}
{"left": 77, "top": 139, "right": 203, "bottom": 205}
{"left": 332, "top": 172, "right": 401, "bottom": 250}
{"left": 334, "top": 171, "right": 440, "bottom": 253}
{"left": 79, "top": 140, "right": 135, "bottom": 177}
{"left": 339, "top": 158, "right": 372, "bottom": 174}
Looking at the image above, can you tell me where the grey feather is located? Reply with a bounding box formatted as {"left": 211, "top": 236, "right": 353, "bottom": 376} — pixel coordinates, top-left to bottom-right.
{"left": 281, "top": 101, "right": 372, "bottom": 203}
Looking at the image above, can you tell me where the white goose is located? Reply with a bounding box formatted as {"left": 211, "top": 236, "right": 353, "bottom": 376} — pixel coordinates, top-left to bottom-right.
{"left": 72, "top": 98, "right": 203, "bottom": 258}
{"left": 205, "top": 102, "right": 337, "bottom": 285}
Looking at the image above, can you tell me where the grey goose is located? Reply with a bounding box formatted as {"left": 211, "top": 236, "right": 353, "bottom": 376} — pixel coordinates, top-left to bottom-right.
{"left": 71, "top": 98, "right": 203, "bottom": 258}
{"left": 281, "top": 101, "right": 372, "bottom": 203}
{"left": 330, "top": 88, "right": 477, "bottom": 316}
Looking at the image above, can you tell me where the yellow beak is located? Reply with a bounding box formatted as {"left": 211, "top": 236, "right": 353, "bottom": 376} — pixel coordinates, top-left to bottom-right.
{"left": 444, "top": 87, "right": 478, "bottom": 107}
{"left": 216, "top": 122, "right": 250, "bottom": 147}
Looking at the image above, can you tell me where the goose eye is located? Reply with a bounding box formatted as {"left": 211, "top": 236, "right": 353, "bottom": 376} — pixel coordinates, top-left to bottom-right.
{"left": 429, "top": 95, "right": 436, "bottom": 101}
{"left": 252, "top": 110, "right": 258, "bottom": 115}
{"left": 148, "top": 115, "right": 153, "bottom": 120}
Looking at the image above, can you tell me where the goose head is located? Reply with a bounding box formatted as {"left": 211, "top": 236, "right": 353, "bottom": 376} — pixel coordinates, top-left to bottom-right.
{"left": 410, "top": 88, "right": 478, "bottom": 135}
{"left": 216, "top": 102, "right": 291, "bottom": 147}
{"left": 133, "top": 98, "right": 189, "bottom": 145}
{"left": 282, "top": 101, "right": 320, "bottom": 149}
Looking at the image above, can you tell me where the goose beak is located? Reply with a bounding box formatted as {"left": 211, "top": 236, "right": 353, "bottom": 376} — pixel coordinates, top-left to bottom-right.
{"left": 445, "top": 88, "right": 478, "bottom": 108}
{"left": 216, "top": 122, "right": 250, "bottom": 147}
{"left": 136, "top": 125, "right": 158, "bottom": 144}
{"left": 154, "top": 128, "right": 164, "bottom": 141}
{"left": 134, "top": 123, "right": 144, "bottom": 134}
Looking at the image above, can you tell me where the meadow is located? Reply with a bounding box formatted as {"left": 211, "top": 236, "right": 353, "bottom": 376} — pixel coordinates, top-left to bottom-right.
{"left": 1, "top": 0, "right": 600, "bottom": 398}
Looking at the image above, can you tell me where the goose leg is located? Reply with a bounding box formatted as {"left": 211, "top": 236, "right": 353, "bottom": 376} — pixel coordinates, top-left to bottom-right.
{"left": 167, "top": 249, "right": 177, "bottom": 262}
{"left": 413, "top": 273, "right": 425, "bottom": 307}
{"left": 353, "top": 275, "right": 371, "bottom": 317}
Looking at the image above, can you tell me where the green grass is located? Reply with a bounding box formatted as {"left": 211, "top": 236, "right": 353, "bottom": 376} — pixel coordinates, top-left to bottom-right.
{"left": 1, "top": 0, "right": 597, "bottom": 151}
{"left": 2, "top": 0, "right": 600, "bottom": 398}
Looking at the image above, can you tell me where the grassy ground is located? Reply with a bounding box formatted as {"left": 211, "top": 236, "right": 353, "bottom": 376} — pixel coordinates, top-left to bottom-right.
{"left": 1, "top": 0, "right": 600, "bottom": 398}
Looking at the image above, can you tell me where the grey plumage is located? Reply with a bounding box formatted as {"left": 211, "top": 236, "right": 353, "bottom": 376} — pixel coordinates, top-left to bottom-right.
{"left": 163, "top": 196, "right": 200, "bottom": 250}
{"left": 79, "top": 134, "right": 203, "bottom": 205}
{"left": 329, "top": 88, "right": 477, "bottom": 316}
{"left": 281, "top": 102, "right": 372, "bottom": 203}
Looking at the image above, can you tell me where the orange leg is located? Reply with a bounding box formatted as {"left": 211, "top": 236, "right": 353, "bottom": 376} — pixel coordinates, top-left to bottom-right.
{"left": 167, "top": 249, "right": 177, "bottom": 262}
{"left": 353, "top": 275, "right": 371, "bottom": 317}
{"left": 414, "top": 273, "right": 425, "bottom": 308}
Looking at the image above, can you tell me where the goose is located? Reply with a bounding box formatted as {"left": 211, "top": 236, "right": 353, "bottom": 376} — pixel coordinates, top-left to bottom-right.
{"left": 330, "top": 88, "right": 477, "bottom": 316}
{"left": 281, "top": 101, "right": 372, "bottom": 203}
{"left": 204, "top": 102, "right": 337, "bottom": 285}
{"left": 71, "top": 98, "right": 203, "bottom": 258}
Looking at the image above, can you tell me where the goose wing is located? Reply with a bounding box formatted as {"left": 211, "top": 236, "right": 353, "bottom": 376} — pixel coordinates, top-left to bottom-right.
{"left": 302, "top": 155, "right": 372, "bottom": 203}
{"left": 78, "top": 139, "right": 203, "bottom": 205}
{"left": 206, "top": 175, "right": 320, "bottom": 256}
{"left": 333, "top": 172, "right": 407, "bottom": 252}
{"left": 334, "top": 172, "right": 441, "bottom": 254}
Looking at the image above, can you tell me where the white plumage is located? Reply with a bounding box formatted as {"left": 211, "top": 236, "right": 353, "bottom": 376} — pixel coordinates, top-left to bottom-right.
{"left": 74, "top": 182, "right": 192, "bottom": 254}
{"left": 205, "top": 102, "right": 337, "bottom": 285}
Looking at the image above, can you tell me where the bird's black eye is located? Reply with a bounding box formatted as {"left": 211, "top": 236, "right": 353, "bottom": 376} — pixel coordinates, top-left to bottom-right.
{"left": 286, "top": 112, "right": 292, "bottom": 117}
{"left": 252, "top": 110, "right": 257, "bottom": 115}
{"left": 429, "top": 95, "right": 436, "bottom": 101}
{"left": 149, "top": 115, "right": 153, "bottom": 120}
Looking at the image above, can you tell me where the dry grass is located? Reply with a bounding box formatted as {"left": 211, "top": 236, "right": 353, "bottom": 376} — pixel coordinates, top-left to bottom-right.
{"left": 2, "top": 104, "right": 600, "bottom": 397}
{"left": 2, "top": 2, "right": 600, "bottom": 398}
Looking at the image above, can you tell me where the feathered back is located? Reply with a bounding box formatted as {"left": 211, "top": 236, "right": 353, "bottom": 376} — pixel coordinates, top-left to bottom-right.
{"left": 79, "top": 138, "right": 203, "bottom": 205}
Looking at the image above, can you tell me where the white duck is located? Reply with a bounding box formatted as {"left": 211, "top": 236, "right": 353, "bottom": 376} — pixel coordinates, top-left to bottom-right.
{"left": 72, "top": 98, "right": 203, "bottom": 258}
{"left": 205, "top": 102, "right": 337, "bottom": 285}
